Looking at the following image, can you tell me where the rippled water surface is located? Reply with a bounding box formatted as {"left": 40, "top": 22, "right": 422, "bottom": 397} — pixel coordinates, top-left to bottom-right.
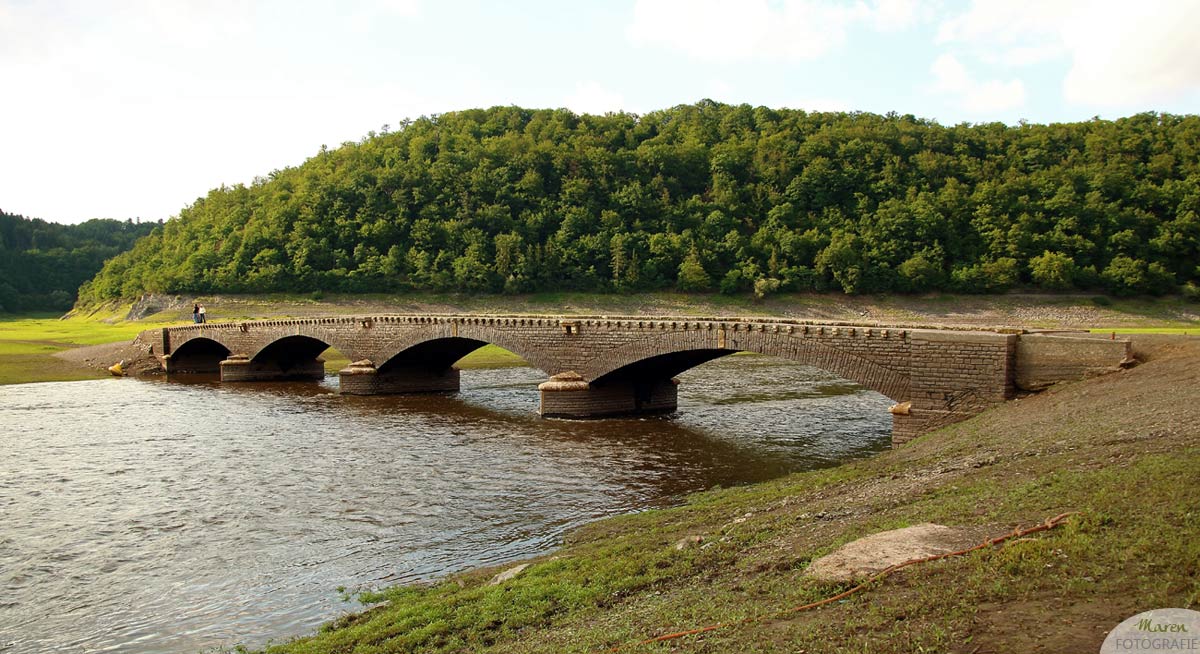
{"left": 0, "top": 356, "right": 891, "bottom": 653}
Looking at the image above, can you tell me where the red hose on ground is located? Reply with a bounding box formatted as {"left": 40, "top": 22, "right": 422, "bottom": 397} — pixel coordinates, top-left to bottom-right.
{"left": 608, "top": 512, "right": 1076, "bottom": 652}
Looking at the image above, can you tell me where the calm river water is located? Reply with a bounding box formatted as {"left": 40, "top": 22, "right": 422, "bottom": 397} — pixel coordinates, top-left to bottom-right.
{"left": 0, "top": 355, "right": 890, "bottom": 653}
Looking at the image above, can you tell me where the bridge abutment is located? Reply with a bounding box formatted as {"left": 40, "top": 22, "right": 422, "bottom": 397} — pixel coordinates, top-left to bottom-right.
{"left": 338, "top": 361, "right": 460, "bottom": 395}
{"left": 219, "top": 355, "right": 326, "bottom": 382}
{"left": 891, "top": 330, "right": 1018, "bottom": 445}
{"left": 538, "top": 372, "right": 678, "bottom": 418}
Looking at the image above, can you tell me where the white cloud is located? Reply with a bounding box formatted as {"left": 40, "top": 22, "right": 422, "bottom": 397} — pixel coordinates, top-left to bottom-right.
{"left": 0, "top": 0, "right": 429, "bottom": 223}
{"left": 706, "top": 79, "right": 734, "bottom": 101}
{"left": 564, "top": 81, "right": 626, "bottom": 115}
{"left": 780, "top": 97, "right": 851, "bottom": 112}
{"left": 1061, "top": 1, "right": 1200, "bottom": 105}
{"left": 870, "top": 0, "right": 920, "bottom": 32}
{"left": 626, "top": 0, "right": 918, "bottom": 63}
{"left": 346, "top": 0, "right": 422, "bottom": 33}
{"left": 930, "top": 54, "right": 1026, "bottom": 113}
{"left": 938, "top": 0, "right": 1200, "bottom": 106}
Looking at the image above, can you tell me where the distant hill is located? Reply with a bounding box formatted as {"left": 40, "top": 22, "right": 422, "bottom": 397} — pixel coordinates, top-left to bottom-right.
{"left": 0, "top": 211, "right": 158, "bottom": 312}
{"left": 80, "top": 102, "right": 1200, "bottom": 303}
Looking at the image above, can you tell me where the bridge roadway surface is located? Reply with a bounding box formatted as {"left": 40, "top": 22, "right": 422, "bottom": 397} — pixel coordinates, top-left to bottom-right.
{"left": 138, "top": 314, "right": 1130, "bottom": 445}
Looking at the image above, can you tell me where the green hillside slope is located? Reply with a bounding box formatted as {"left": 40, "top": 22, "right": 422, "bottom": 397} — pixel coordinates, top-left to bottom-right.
{"left": 0, "top": 211, "right": 158, "bottom": 312}
{"left": 80, "top": 103, "right": 1200, "bottom": 302}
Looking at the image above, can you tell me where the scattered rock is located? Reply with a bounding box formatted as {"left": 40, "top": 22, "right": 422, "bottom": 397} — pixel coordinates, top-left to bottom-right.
{"left": 804, "top": 523, "right": 972, "bottom": 583}
{"left": 674, "top": 535, "right": 704, "bottom": 550}
{"left": 488, "top": 563, "right": 530, "bottom": 586}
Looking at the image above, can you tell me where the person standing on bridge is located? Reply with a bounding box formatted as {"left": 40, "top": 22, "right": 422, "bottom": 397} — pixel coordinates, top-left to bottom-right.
{"left": 198, "top": 304, "right": 207, "bottom": 323}
{"left": 193, "top": 304, "right": 200, "bottom": 324}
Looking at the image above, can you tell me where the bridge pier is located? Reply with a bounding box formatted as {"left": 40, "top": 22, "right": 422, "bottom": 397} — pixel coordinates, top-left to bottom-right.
{"left": 538, "top": 372, "right": 678, "bottom": 418}
{"left": 338, "top": 360, "right": 460, "bottom": 395}
{"left": 163, "top": 353, "right": 222, "bottom": 375}
{"left": 219, "top": 354, "right": 326, "bottom": 382}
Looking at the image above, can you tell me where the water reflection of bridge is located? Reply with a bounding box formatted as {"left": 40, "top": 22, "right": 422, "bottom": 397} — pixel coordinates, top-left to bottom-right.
{"left": 140, "top": 314, "right": 1128, "bottom": 445}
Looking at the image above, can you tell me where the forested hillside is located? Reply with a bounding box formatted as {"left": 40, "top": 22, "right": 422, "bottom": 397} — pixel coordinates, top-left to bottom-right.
{"left": 0, "top": 211, "right": 158, "bottom": 312}
{"left": 80, "top": 102, "right": 1200, "bottom": 302}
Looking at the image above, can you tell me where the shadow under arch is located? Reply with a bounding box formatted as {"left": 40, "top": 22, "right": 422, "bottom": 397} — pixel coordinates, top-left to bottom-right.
{"left": 222, "top": 334, "right": 332, "bottom": 382}
{"left": 340, "top": 335, "right": 535, "bottom": 396}
{"left": 248, "top": 335, "right": 333, "bottom": 371}
{"left": 165, "top": 337, "right": 231, "bottom": 374}
{"left": 377, "top": 337, "right": 503, "bottom": 374}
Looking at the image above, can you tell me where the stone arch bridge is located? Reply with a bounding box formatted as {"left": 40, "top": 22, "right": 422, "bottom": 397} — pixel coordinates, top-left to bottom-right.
{"left": 141, "top": 314, "right": 1129, "bottom": 445}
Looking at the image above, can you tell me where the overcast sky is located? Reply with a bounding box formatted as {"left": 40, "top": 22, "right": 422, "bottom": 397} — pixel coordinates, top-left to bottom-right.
{"left": 3, "top": 0, "right": 1199, "bottom": 224}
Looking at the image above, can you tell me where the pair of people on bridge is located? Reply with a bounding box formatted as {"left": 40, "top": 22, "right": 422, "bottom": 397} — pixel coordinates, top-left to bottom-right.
{"left": 192, "top": 304, "right": 207, "bottom": 324}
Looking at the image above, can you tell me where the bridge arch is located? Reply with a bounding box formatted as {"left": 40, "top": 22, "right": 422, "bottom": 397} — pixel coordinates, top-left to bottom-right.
{"left": 578, "top": 329, "right": 911, "bottom": 402}
{"left": 246, "top": 335, "right": 334, "bottom": 373}
{"left": 164, "top": 336, "right": 231, "bottom": 374}
{"left": 370, "top": 323, "right": 557, "bottom": 376}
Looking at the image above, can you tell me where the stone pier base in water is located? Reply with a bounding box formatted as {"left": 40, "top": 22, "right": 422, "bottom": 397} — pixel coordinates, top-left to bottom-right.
{"left": 538, "top": 373, "right": 678, "bottom": 418}
{"left": 219, "top": 355, "right": 326, "bottom": 382}
{"left": 338, "top": 361, "right": 461, "bottom": 395}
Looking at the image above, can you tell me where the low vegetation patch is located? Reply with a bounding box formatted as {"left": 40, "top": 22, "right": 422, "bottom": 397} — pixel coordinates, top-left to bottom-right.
{"left": 0, "top": 314, "right": 171, "bottom": 384}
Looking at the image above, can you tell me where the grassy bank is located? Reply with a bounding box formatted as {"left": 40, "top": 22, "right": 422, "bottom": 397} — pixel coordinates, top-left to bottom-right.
{"left": 0, "top": 314, "right": 173, "bottom": 384}
{"left": 250, "top": 335, "right": 1200, "bottom": 654}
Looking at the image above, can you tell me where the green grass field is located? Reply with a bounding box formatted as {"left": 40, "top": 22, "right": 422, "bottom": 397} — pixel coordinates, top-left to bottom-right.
{"left": 1090, "top": 326, "right": 1195, "bottom": 334}
{"left": 0, "top": 314, "right": 179, "bottom": 385}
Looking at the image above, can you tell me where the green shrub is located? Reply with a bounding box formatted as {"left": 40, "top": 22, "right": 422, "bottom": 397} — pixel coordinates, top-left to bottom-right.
{"left": 1029, "top": 250, "right": 1078, "bottom": 290}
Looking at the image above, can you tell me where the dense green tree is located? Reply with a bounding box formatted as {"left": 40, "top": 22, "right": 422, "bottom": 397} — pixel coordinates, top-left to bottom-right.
{"left": 0, "top": 210, "right": 157, "bottom": 312}
{"left": 676, "top": 250, "right": 712, "bottom": 291}
{"left": 1029, "top": 250, "right": 1079, "bottom": 290}
{"left": 74, "top": 104, "right": 1200, "bottom": 303}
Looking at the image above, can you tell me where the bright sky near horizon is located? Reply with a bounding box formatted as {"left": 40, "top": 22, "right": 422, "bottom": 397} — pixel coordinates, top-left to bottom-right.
{"left": 2, "top": 0, "right": 1199, "bottom": 225}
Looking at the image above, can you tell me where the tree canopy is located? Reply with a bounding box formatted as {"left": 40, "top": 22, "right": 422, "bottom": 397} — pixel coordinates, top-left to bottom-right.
{"left": 0, "top": 211, "right": 158, "bottom": 312}
{"left": 79, "top": 102, "right": 1200, "bottom": 302}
